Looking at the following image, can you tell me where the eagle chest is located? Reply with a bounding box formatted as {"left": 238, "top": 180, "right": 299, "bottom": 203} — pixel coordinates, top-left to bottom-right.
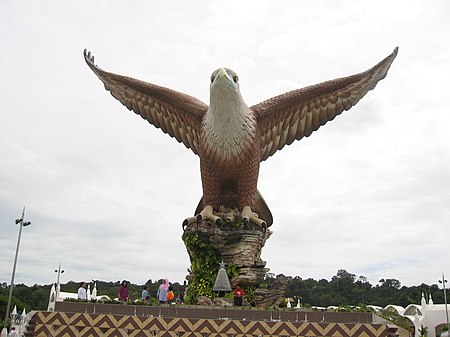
{"left": 201, "top": 118, "right": 257, "bottom": 164}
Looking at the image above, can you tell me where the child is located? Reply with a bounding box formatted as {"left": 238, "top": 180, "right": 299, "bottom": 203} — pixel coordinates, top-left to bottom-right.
{"left": 167, "top": 285, "right": 175, "bottom": 303}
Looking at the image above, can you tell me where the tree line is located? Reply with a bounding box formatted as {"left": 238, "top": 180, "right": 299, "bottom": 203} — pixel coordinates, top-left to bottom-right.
{"left": 283, "top": 269, "right": 447, "bottom": 308}
{"left": 1, "top": 270, "right": 447, "bottom": 322}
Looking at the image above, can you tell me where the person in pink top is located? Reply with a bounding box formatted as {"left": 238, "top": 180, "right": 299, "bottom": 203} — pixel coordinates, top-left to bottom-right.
{"left": 157, "top": 278, "right": 170, "bottom": 304}
{"left": 118, "top": 280, "right": 129, "bottom": 303}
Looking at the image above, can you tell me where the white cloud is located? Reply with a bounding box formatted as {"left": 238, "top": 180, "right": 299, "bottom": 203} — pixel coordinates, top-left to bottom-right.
{"left": 0, "top": 0, "right": 449, "bottom": 291}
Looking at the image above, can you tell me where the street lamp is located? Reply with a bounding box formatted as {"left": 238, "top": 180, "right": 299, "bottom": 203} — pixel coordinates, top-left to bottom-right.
{"left": 438, "top": 273, "right": 450, "bottom": 336}
{"left": 54, "top": 263, "right": 65, "bottom": 284}
{"left": 54, "top": 263, "right": 64, "bottom": 300}
{"left": 2, "top": 207, "right": 31, "bottom": 331}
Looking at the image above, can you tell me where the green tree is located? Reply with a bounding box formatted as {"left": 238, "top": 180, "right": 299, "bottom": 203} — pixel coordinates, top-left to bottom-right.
{"left": 0, "top": 293, "right": 30, "bottom": 326}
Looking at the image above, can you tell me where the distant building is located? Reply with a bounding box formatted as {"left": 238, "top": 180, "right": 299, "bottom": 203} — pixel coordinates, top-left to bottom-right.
{"left": 385, "top": 293, "right": 449, "bottom": 337}
{"left": 288, "top": 293, "right": 449, "bottom": 337}
{"left": 47, "top": 281, "right": 110, "bottom": 311}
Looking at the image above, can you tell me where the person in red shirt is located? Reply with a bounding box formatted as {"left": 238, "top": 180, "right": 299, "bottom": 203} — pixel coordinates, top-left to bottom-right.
{"left": 233, "top": 285, "right": 245, "bottom": 306}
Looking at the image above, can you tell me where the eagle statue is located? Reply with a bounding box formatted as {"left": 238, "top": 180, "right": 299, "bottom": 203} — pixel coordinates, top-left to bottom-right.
{"left": 84, "top": 47, "right": 398, "bottom": 228}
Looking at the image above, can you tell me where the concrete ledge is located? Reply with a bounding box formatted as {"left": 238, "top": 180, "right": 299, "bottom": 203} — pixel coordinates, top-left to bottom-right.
{"left": 22, "top": 302, "right": 399, "bottom": 337}
{"left": 54, "top": 301, "right": 375, "bottom": 323}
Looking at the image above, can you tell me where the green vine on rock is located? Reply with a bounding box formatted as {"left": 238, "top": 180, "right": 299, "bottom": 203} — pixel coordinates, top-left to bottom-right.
{"left": 243, "top": 285, "right": 256, "bottom": 306}
{"left": 220, "top": 217, "right": 245, "bottom": 230}
{"left": 183, "top": 232, "right": 223, "bottom": 304}
{"left": 226, "top": 263, "right": 239, "bottom": 279}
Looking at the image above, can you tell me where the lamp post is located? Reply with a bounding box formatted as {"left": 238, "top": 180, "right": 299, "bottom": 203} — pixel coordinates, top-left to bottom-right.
{"left": 2, "top": 207, "right": 31, "bottom": 330}
{"left": 54, "top": 263, "right": 64, "bottom": 284}
{"left": 54, "top": 263, "right": 64, "bottom": 300}
{"left": 438, "top": 273, "right": 450, "bottom": 336}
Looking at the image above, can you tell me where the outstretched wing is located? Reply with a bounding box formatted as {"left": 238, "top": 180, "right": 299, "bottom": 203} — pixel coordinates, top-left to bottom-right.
{"left": 84, "top": 49, "right": 208, "bottom": 155}
{"left": 253, "top": 48, "right": 398, "bottom": 162}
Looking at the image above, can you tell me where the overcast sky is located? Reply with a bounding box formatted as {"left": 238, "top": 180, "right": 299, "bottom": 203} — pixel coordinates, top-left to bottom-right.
{"left": 1, "top": 1, "right": 449, "bottom": 294}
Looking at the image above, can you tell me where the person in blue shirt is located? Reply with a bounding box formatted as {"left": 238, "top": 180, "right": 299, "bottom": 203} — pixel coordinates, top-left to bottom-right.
{"left": 141, "top": 286, "right": 149, "bottom": 301}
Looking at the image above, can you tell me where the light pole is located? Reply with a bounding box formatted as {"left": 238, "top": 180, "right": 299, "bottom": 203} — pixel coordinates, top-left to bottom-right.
{"left": 2, "top": 207, "right": 31, "bottom": 330}
{"left": 54, "top": 263, "right": 64, "bottom": 284}
{"left": 54, "top": 263, "right": 64, "bottom": 300}
{"left": 438, "top": 273, "right": 450, "bottom": 336}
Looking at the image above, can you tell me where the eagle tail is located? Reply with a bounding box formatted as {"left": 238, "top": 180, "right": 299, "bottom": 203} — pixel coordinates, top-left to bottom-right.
{"left": 254, "top": 190, "right": 273, "bottom": 227}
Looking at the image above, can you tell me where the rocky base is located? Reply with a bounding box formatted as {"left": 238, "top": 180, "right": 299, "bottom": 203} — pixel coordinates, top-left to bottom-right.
{"left": 182, "top": 208, "right": 292, "bottom": 306}
{"left": 183, "top": 212, "right": 272, "bottom": 287}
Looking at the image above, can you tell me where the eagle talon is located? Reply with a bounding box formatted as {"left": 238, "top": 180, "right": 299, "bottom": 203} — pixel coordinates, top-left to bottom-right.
{"left": 196, "top": 205, "right": 222, "bottom": 225}
{"left": 241, "top": 206, "right": 267, "bottom": 229}
{"left": 261, "top": 221, "right": 267, "bottom": 233}
{"left": 182, "top": 217, "right": 197, "bottom": 230}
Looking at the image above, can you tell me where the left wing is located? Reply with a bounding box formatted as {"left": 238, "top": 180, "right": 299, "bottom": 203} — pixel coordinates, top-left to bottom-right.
{"left": 253, "top": 48, "right": 398, "bottom": 162}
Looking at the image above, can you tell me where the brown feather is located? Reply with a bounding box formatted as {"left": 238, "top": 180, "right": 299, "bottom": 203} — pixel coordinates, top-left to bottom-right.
{"left": 83, "top": 50, "right": 208, "bottom": 154}
{"left": 253, "top": 47, "right": 398, "bottom": 162}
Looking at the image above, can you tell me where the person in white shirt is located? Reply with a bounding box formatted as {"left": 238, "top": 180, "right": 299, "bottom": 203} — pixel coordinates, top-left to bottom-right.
{"left": 77, "top": 282, "right": 87, "bottom": 300}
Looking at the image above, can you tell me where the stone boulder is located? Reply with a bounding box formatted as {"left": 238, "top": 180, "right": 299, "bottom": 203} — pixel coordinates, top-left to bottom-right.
{"left": 197, "top": 296, "right": 213, "bottom": 306}
{"left": 214, "top": 297, "right": 234, "bottom": 307}
{"left": 254, "top": 274, "right": 291, "bottom": 308}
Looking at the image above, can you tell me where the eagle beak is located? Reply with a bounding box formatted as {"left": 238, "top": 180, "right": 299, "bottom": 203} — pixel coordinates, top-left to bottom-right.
{"left": 216, "top": 68, "right": 234, "bottom": 88}
{"left": 218, "top": 68, "right": 228, "bottom": 78}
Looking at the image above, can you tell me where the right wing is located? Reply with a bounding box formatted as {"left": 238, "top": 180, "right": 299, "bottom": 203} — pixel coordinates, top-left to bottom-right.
{"left": 84, "top": 49, "right": 209, "bottom": 155}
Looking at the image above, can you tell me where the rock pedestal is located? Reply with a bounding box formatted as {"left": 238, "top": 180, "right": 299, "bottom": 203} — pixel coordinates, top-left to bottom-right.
{"left": 183, "top": 214, "right": 272, "bottom": 287}
{"left": 183, "top": 210, "right": 272, "bottom": 304}
{"left": 182, "top": 209, "right": 290, "bottom": 306}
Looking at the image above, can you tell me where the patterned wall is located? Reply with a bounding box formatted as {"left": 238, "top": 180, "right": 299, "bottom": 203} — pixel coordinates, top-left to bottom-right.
{"left": 25, "top": 311, "right": 398, "bottom": 337}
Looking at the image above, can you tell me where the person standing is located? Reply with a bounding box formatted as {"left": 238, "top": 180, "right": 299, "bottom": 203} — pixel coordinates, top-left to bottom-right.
{"left": 118, "top": 280, "right": 129, "bottom": 303}
{"left": 233, "top": 285, "right": 245, "bottom": 306}
{"left": 167, "top": 285, "right": 175, "bottom": 303}
{"left": 141, "top": 286, "right": 149, "bottom": 301}
{"left": 175, "top": 293, "right": 183, "bottom": 304}
{"left": 77, "top": 282, "right": 87, "bottom": 300}
{"left": 157, "top": 278, "right": 169, "bottom": 304}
